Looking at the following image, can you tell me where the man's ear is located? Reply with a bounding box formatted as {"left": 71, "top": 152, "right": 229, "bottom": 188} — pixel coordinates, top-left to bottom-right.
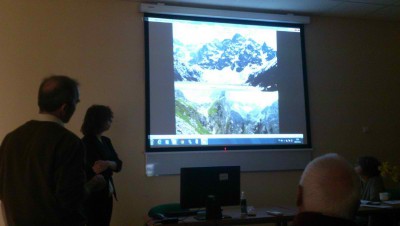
{"left": 296, "top": 185, "right": 303, "bottom": 208}
{"left": 60, "top": 103, "right": 68, "bottom": 115}
{"left": 58, "top": 103, "right": 71, "bottom": 122}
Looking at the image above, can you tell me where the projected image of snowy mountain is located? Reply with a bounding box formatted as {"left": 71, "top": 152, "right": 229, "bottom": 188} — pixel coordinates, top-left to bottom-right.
{"left": 173, "top": 21, "right": 279, "bottom": 135}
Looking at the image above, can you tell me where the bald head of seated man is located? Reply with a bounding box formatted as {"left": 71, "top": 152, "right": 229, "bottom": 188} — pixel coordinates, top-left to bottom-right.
{"left": 293, "top": 153, "right": 361, "bottom": 226}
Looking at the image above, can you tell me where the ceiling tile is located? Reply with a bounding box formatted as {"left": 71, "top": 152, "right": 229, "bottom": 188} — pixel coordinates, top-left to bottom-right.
{"left": 325, "top": 2, "right": 385, "bottom": 17}
{"left": 370, "top": 5, "right": 400, "bottom": 20}
{"left": 331, "top": 0, "right": 397, "bottom": 4}
{"left": 232, "top": 0, "right": 342, "bottom": 14}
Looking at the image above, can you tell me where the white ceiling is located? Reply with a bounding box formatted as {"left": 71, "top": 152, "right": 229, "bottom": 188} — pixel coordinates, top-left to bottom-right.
{"left": 135, "top": 0, "right": 400, "bottom": 21}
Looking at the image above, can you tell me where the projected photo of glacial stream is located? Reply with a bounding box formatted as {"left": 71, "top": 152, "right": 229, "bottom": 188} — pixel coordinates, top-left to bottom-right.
{"left": 173, "top": 20, "right": 279, "bottom": 135}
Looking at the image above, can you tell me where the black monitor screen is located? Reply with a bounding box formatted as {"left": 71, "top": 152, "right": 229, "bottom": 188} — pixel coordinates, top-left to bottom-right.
{"left": 180, "top": 166, "right": 240, "bottom": 209}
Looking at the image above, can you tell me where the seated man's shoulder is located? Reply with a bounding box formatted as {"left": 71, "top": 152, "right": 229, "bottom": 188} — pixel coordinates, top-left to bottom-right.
{"left": 293, "top": 212, "right": 357, "bottom": 226}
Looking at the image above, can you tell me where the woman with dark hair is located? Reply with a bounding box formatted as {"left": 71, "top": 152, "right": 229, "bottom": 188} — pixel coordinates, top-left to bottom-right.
{"left": 355, "top": 156, "right": 385, "bottom": 201}
{"left": 81, "top": 105, "right": 122, "bottom": 226}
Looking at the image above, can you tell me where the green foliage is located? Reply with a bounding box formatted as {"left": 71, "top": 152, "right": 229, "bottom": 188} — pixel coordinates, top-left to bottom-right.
{"left": 175, "top": 98, "right": 210, "bottom": 134}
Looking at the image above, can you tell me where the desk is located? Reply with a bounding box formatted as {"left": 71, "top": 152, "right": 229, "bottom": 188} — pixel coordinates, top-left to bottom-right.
{"left": 145, "top": 206, "right": 296, "bottom": 226}
{"left": 358, "top": 203, "right": 400, "bottom": 215}
{"left": 146, "top": 203, "right": 400, "bottom": 226}
{"left": 357, "top": 203, "right": 400, "bottom": 226}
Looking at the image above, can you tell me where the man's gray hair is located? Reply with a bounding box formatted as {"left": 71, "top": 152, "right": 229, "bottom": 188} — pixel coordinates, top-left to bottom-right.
{"left": 299, "top": 153, "right": 361, "bottom": 219}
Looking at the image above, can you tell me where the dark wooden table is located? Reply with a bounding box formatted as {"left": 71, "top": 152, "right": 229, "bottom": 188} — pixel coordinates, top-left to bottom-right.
{"left": 357, "top": 202, "right": 400, "bottom": 226}
{"left": 145, "top": 206, "right": 297, "bottom": 226}
{"left": 146, "top": 202, "right": 400, "bottom": 226}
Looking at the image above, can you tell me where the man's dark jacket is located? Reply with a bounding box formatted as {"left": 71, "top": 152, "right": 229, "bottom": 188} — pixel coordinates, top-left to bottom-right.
{"left": 0, "top": 120, "right": 86, "bottom": 226}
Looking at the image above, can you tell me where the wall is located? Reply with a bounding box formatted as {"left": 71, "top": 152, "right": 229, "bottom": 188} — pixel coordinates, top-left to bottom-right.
{"left": 0, "top": 1, "right": 399, "bottom": 225}
{"left": 306, "top": 16, "right": 400, "bottom": 171}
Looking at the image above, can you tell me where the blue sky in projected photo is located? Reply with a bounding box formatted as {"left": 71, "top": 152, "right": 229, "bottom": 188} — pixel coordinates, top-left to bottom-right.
{"left": 172, "top": 20, "right": 277, "bottom": 49}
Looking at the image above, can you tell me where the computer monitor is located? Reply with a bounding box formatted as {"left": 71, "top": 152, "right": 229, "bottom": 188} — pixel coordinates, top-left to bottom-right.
{"left": 180, "top": 166, "right": 240, "bottom": 209}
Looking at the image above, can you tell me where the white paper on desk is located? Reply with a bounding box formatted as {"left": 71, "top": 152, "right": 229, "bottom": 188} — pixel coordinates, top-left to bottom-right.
{"left": 360, "top": 204, "right": 393, "bottom": 208}
{"left": 360, "top": 200, "right": 380, "bottom": 205}
{"left": 383, "top": 200, "right": 400, "bottom": 205}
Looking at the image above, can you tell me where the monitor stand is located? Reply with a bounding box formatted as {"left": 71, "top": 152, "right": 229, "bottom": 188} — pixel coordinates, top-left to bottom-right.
{"left": 194, "top": 208, "right": 232, "bottom": 221}
{"left": 194, "top": 214, "right": 232, "bottom": 221}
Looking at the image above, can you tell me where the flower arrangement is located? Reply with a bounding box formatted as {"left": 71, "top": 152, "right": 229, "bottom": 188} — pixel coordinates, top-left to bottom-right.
{"left": 379, "top": 161, "right": 400, "bottom": 183}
